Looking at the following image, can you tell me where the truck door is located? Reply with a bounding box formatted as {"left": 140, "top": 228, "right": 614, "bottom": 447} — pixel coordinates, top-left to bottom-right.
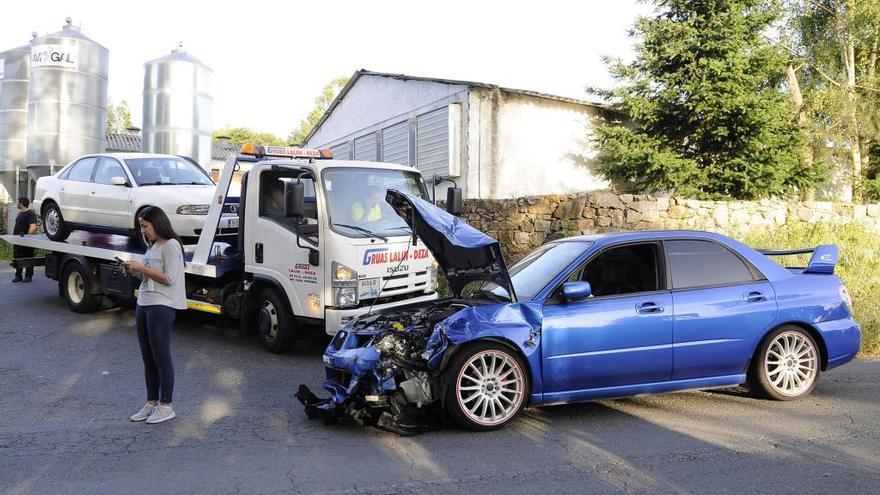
{"left": 246, "top": 168, "right": 323, "bottom": 319}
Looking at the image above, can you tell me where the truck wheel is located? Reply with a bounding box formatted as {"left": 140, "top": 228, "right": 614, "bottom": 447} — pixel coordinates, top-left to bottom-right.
{"left": 256, "top": 288, "right": 295, "bottom": 353}
{"left": 61, "top": 262, "right": 102, "bottom": 313}
{"left": 443, "top": 341, "right": 529, "bottom": 431}
{"left": 43, "top": 202, "right": 70, "bottom": 241}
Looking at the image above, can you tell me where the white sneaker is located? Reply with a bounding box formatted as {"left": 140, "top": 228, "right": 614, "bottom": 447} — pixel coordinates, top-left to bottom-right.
{"left": 145, "top": 404, "right": 176, "bottom": 424}
{"left": 130, "top": 403, "right": 157, "bottom": 422}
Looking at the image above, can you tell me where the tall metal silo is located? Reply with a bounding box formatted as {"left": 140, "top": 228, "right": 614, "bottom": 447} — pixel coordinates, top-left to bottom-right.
{"left": 26, "top": 18, "right": 109, "bottom": 180}
{"left": 0, "top": 44, "right": 30, "bottom": 201}
{"left": 142, "top": 43, "right": 213, "bottom": 167}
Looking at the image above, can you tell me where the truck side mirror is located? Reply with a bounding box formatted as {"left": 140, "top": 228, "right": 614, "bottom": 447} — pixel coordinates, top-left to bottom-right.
{"left": 309, "top": 249, "right": 319, "bottom": 266}
{"left": 284, "top": 181, "right": 305, "bottom": 218}
{"left": 446, "top": 187, "right": 462, "bottom": 216}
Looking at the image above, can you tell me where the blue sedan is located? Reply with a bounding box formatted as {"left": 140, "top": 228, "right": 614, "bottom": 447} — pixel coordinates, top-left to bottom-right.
{"left": 297, "top": 191, "right": 861, "bottom": 434}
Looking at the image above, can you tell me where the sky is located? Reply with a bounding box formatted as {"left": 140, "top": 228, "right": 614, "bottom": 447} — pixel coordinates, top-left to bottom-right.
{"left": 1, "top": 0, "right": 651, "bottom": 139}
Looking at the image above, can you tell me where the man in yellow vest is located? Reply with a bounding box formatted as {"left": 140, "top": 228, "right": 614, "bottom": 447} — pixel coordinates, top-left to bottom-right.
{"left": 350, "top": 186, "right": 384, "bottom": 223}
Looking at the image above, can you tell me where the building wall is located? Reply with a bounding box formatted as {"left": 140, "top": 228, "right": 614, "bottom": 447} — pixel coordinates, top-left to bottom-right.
{"left": 466, "top": 88, "right": 610, "bottom": 200}
{"left": 307, "top": 75, "right": 468, "bottom": 149}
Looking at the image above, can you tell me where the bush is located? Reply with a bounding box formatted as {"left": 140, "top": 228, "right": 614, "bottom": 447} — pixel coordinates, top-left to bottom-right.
{"left": 740, "top": 222, "right": 880, "bottom": 357}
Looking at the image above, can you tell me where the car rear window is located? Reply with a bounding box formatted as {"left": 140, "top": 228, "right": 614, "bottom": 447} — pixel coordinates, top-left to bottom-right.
{"left": 666, "top": 240, "right": 754, "bottom": 289}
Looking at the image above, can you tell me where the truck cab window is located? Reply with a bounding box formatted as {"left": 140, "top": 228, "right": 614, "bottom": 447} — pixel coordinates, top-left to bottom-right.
{"left": 259, "top": 171, "right": 319, "bottom": 241}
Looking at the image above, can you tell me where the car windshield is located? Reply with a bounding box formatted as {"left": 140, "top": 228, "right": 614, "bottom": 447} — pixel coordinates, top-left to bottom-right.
{"left": 125, "top": 157, "right": 214, "bottom": 186}
{"left": 322, "top": 168, "right": 429, "bottom": 238}
{"left": 486, "top": 241, "right": 592, "bottom": 300}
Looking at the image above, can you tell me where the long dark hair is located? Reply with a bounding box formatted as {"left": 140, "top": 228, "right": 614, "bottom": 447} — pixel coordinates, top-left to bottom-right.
{"left": 138, "top": 206, "right": 185, "bottom": 261}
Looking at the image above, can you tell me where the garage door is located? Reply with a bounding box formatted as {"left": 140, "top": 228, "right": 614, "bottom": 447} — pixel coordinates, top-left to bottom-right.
{"left": 381, "top": 120, "right": 409, "bottom": 166}
{"left": 354, "top": 133, "right": 377, "bottom": 161}
{"left": 416, "top": 107, "right": 449, "bottom": 179}
{"left": 329, "top": 141, "right": 350, "bottom": 160}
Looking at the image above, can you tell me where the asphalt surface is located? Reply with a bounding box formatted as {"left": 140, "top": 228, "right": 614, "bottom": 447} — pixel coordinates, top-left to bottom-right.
{"left": 1, "top": 266, "right": 879, "bottom": 495}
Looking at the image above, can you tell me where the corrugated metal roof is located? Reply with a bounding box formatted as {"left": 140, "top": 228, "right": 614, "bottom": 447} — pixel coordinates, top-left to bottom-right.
{"left": 104, "top": 132, "right": 239, "bottom": 160}
{"left": 304, "top": 69, "right": 614, "bottom": 144}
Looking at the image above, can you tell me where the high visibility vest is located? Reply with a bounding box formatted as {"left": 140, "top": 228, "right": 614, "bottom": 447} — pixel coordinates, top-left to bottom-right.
{"left": 351, "top": 201, "right": 382, "bottom": 222}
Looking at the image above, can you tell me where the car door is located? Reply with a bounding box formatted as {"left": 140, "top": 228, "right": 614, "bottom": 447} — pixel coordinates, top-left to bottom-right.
{"left": 58, "top": 157, "right": 98, "bottom": 223}
{"left": 88, "top": 157, "right": 133, "bottom": 229}
{"left": 540, "top": 242, "right": 673, "bottom": 401}
{"left": 665, "top": 239, "right": 778, "bottom": 380}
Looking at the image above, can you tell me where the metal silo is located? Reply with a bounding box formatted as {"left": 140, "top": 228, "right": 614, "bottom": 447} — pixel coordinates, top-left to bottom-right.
{"left": 0, "top": 44, "right": 30, "bottom": 200}
{"left": 142, "top": 43, "right": 213, "bottom": 167}
{"left": 26, "top": 18, "right": 109, "bottom": 180}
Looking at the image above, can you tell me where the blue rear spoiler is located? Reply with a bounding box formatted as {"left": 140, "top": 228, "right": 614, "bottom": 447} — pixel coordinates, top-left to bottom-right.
{"left": 758, "top": 245, "right": 839, "bottom": 274}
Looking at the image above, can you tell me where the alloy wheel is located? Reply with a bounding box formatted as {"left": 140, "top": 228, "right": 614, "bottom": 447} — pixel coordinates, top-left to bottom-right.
{"left": 456, "top": 349, "right": 525, "bottom": 427}
{"left": 764, "top": 331, "right": 818, "bottom": 397}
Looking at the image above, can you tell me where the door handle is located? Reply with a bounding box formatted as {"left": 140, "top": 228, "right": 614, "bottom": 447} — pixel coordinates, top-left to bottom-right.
{"left": 744, "top": 291, "right": 766, "bottom": 302}
{"left": 636, "top": 302, "right": 664, "bottom": 314}
{"left": 255, "top": 242, "right": 263, "bottom": 263}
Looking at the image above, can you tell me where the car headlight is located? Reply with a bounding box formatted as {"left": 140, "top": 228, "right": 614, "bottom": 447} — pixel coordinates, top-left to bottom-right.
{"left": 332, "top": 262, "right": 358, "bottom": 308}
{"left": 176, "top": 204, "right": 210, "bottom": 215}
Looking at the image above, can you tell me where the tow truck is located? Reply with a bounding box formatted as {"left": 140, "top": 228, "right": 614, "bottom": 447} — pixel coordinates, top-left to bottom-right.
{"left": 2, "top": 144, "right": 456, "bottom": 353}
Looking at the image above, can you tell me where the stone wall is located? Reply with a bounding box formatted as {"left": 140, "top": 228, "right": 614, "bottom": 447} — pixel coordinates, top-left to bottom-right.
{"left": 455, "top": 192, "right": 880, "bottom": 259}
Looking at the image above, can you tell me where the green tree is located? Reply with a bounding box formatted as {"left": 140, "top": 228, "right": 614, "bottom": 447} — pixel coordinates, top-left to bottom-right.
{"left": 288, "top": 76, "right": 349, "bottom": 146}
{"left": 106, "top": 99, "right": 133, "bottom": 133}
{"left": 212, "top": 128, "right": 286, "bottom": 147}
{"left": 786, "top": 0, "right": 880, "bottom": 201}
{"left": 592, "top": 0, "right": 817, "bottom": 200}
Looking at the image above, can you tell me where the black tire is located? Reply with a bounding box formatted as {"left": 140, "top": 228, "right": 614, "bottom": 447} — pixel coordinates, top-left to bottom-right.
{"left": 60, "top": 262, "right": 102, "bottom": 313}
{"left": 42, "top": 202, "right": 70, "bottom": 241}
{"left": 443, "top": 341, "right": 529, "bottom": 431}
{"left": 256, "top": 288, "right": 295, "bottom": 354}
{"left": 748, "top": 325, "right": 821, "bottom": 401}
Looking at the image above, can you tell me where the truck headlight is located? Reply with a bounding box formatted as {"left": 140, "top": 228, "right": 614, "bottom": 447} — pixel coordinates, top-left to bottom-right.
{"left": 332, "top": 262, "right": 358, "bottom": 308}
{"left": 177, "top": 204, "right": 210, "bottom": 215}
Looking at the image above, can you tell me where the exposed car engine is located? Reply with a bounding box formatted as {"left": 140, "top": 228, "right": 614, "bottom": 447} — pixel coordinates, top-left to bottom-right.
{"left": 296, "top": 299, "right": 477, "bottom": 435}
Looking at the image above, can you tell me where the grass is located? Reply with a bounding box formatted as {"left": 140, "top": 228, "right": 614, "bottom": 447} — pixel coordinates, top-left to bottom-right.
{"left": 0, "top": 239, "right": 10, "bottom": 262}
{"left": 740, "top": 222, "right": 880, "bottom": 357}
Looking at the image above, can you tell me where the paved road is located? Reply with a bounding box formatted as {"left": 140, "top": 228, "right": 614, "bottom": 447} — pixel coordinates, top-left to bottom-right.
{"left": 1, "top": 267, "right": 878, "bottom": 495}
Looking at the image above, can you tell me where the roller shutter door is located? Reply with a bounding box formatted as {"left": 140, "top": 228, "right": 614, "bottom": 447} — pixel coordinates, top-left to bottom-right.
{"left": 381, "top": 120, "right": 409, "bottom": 165}
{"left": 416, "top": 107, "right": 449, "bottom": 178}
{"left": 354, "top": 133, "right": 377, "bottom": 161}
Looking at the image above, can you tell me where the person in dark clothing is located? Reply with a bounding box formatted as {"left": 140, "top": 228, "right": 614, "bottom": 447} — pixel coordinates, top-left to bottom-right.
{"left": 12, "top": 197, "right": 38, "bottom": 283}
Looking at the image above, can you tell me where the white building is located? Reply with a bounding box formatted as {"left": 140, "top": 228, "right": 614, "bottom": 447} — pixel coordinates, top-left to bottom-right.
{"left": 305, "top": 70, "right": 616, "bottom": 200}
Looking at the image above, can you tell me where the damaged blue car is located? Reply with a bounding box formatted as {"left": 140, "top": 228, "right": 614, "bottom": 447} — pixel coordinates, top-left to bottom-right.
{"left": 296, "top": 191, "right": 861, "bottom": 434}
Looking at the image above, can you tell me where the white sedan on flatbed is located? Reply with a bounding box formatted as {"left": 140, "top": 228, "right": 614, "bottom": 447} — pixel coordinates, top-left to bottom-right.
{"left": 33, "top": 153, "right": 237, "bottom": 248}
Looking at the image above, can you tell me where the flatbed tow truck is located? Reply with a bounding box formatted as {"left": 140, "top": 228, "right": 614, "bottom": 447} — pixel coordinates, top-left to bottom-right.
{"left": 2, "top": 144, "right": 442, "bottom": 353}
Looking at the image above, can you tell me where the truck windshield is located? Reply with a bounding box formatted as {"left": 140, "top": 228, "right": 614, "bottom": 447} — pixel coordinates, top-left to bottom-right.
{"left": 322, "top": 168, "right": 429, "bottom": 238}
{"left": 126, "top": 157, "right": 214, "bottom": 186}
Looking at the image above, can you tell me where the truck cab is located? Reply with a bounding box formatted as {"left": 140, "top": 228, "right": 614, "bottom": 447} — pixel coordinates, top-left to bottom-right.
{"left": 222, "top": 144, "right": 440, "bottom": 352}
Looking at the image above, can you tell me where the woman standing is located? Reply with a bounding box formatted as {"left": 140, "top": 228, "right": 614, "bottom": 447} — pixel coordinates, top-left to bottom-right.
{"left": 123, "top": 206, "right": 187, "bottom": 424}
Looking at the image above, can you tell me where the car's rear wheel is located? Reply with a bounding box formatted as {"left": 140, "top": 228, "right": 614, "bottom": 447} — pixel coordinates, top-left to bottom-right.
{"left": 256, "top": 288, "right": 295, "bottom": 354}
{"left": 60, "top": 262, "right": 102, "bottom": 313}
{"left": 749, "top": 325, "right": 820, "bottom": 401}
{"left": 43, "top": 202, "right": 70, "bottom": 241}
{"left": 444, "top": 342, "right": 529, "bottom": 431}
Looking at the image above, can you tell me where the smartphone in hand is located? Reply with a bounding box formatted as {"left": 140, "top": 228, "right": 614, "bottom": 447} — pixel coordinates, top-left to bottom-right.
{"left": 114, "top": 256, "right": 124, "bottom": 265}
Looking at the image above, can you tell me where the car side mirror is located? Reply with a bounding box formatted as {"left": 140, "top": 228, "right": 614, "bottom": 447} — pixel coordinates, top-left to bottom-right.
{"left": 284, "top": 181, "right": 305, "bottom": 218}
{"left": 111, "top": 176, "right": 127, "bottom": 186}
{"left": 446, "top": 187, "right": 462, "bottom": 216}
{"left": 562, "top": 281, "right": 592, "bottom": 302}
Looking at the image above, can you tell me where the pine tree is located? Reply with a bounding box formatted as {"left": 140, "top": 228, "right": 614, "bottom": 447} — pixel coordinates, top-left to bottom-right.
{"left": 593, "top": 0, "right": 819, "bottom": 199}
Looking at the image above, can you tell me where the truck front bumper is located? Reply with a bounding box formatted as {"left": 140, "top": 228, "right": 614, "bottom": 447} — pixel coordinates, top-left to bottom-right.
{"left": 323, "top": 292, "right": 439, "bottom": 335}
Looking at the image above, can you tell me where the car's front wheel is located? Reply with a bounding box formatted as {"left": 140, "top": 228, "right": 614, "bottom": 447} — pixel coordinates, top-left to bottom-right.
{"left": 444, "top": 342, "right": 529, "bottom": 431}
{"left": 42, "top": 202, "right": 70, "bottom": 241}
{"left": 749, "top": 325, "right": 820, "bottom": 401}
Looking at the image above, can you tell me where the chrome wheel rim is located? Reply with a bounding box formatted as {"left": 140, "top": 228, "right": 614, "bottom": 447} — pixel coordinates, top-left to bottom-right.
{"left": 67, "top": 271, "right": 85, "bottom": 305}
{"left": 45, "top": 208, "right": 60, "bottom": 235}
{"left": 456, "top": 350, "right": 524, "bottom": 426}
{"left": 765, "top": 331, "right": 818, "bottom": 397}
{"left": 258, "top": 300, "right": 279, "bottom": 342}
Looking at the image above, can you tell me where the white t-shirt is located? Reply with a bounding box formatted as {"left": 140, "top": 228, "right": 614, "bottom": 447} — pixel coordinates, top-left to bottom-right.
{"left": 137, "top": 239, "right": 187, "bottom": 310}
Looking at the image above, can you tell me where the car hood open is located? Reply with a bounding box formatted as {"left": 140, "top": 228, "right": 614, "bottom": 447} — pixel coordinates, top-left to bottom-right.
{"left": 385, "top": 190, "right": 516, "bottom": 301}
